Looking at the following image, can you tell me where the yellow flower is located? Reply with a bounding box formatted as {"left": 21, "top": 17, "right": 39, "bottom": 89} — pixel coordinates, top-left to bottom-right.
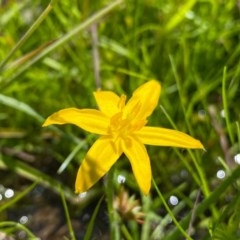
{"left": 43, "top": 80, "right": 203, "bottom": 195}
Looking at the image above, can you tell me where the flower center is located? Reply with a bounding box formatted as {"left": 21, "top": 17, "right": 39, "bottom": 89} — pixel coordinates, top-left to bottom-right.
{"left": 108, "top": 111, "right": 146, "bottom": 141}
{"left": 107, "top": 94, "right": 147, "bottom": 144}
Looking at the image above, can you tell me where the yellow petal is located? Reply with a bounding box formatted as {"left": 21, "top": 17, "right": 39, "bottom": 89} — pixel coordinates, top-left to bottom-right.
{"left": 124, "top": 80, "right": 161, "bottom": 120}
{"left": 121, "top": 136, "right": 151, "bottom": 195}
{"left": 42, "top": 108, "right": 109, "bottom": 135}
{"left": 93, "top": 91, "right": 122, "bottom": 117}
{"left": 136, "top": 126, "right": 204, "bottom": 149}
{"left": 75, "top": 136, "right": 121, "bottom": 193}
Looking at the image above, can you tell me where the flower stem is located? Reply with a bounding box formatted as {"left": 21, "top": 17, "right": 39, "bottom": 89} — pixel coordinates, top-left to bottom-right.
{"left": 105, "top": 166, "right": 120, "bottom": 240}
{"left": 121, "top": 223, "right": 134, "bottom": 240}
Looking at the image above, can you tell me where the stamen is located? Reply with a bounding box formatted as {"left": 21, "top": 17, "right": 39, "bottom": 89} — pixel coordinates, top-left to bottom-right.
{"left": 118, "top": 95, "right": 126, "bottom": 110}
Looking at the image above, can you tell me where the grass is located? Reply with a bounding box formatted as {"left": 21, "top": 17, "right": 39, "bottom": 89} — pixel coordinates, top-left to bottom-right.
{"left": 0, "top": 0, "right": 240, "bottom": 239}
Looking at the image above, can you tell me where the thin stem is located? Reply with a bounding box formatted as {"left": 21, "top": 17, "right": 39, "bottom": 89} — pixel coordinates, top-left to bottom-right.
{"left": 165, "top": 166, "right": 240, "bottom": 240}
{"left": 105, "top": 166, "right": 120, "bottom": 240}
{"left": 59, "top": 186, "right": 76, "bottom": 240}
{"left": 236, "top": 121, "right": 240, "bottom": 152}
{"left": 0, "top": 182, "right": 37, "bottom": 212}
{"left": 188, "top": 150, "right": 209, "bottom": 197}
{"left": 0, "top": 221, "right": 36, "bottom": 238}
{"left": 121, "top": 224, "right": 134, "bottom": 240}
{"left": 161, "top": 93, "right": 216, "bottom": 217}
{"left": 169, "top": 55, "right": 193, "bottom": 135}
{"left": 84, "top": 195, "right": 105, "bottom": 240}
{"left": 0, "top": 0, "right": 56, "bottom": 70}
{"left": 152, "top": 178, "right": 193, "bottom": 240}
{"left": 91, "top": 23, "right": 101, "bottom": 90}
{"left": 1, "top": 0, "right": 124, "bottom": 88}
{"left": 57, "top": 140, "right": 87, "bottom": 174}
{"left": 188, "top": 150, "right": 218, "bottom": 219}
{"left": 160, "top": 105, "right": 201, "bottom": 186}
{"left": 187, "top": 189, "right": 201, "bottom": 235}
{"left": 222, "top": 66, "right": 234, "bottom": 145}
{"left": 0, "top": 157, "right": 77, "bottom": 204}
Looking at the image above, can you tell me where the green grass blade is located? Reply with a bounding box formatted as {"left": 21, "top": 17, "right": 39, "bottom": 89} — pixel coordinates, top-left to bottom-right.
{"left": 236, "top": 121, "right": 240, "bottom": 152}
{"left": 165, "top": 0, "right": 196, "bottom": 32}
{"left": 0, "top": 221, "right": 37, "bottom": 239}
{"left": 164, "top": 166, "right": 240, "bottom": 240}
{"left": 0, "top": 94, "right": 77, "bottom": 142}
{"left": 222, "top": 66, "right": 234, "bottom": 145}
{"left": 0, "top": 94, "right": 44, "bottom": 122}
{"left": 169, "top": 55, "right": 193, "bottom": 135}
{"left": 57, "top": 140, "right": 86, "bottom": 174}
{"left": 0, "top": 0, "right": 55, "bottom": 70}
{"left": 83, "top": 195, "right": 104, "bottom": 240}
{"left": 0, "top": 182, "right": 37, "bottom": 212}
{"left": 160, "top": 105, "right": 201, "bottom": 186}
{"left": 152, "top": 178, "right": 193, "bottom": 240}
{"left": 59, "top": 185, "right": 76, "bottom": 240}
{"left": 1, "top": 0, "right": 123, "bottom": 88}
{"left": 0, "top": 156, "right": 77, "bottom": 204}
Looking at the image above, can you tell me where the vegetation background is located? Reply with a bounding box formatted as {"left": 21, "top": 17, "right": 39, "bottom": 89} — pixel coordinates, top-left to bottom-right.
{"left": 0, "top": 0, "right": 240, "bottom": 239}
